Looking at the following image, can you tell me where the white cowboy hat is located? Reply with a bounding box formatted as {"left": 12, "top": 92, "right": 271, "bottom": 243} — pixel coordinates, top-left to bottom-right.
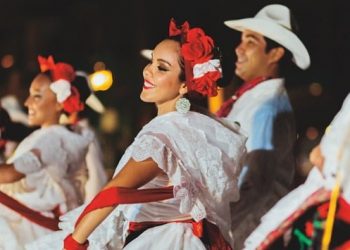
{"left": 224, "top": 4, "right": 310, "bottom": 70}
{"left": 140, "top": 49, "right": 153, "bottom": 61}
{"left": 75, "top": 71, "right": 105, "bottom": 113}
{"left": 0, "top": 95, "right": 28, "bottom": 125}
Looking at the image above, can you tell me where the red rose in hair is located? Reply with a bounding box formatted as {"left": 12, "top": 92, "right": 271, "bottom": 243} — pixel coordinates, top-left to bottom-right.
{"left": 51, "top": 63, "right": 75, "bottom": 82}
{"left": 63, "top": 86, "right": 84, "bottom": 114}
{"left": 181, "top": 28, "right": 214, "bottom": 64}
{"left": 190, "top": 71, "right": 221, "bottom": 97}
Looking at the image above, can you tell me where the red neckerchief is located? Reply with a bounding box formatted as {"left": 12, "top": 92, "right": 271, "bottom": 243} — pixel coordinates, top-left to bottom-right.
{"left": 216, "top": 76, "right": 269, "bottom": 118}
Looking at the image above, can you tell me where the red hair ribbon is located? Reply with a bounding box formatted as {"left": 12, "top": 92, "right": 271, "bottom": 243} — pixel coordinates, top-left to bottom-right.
{"left": 38, "top": 55, "right": 56, "bottom": 72}
{"left": 169, "top": 18, "right": 189, "bottom": 38}
{"left": 37, "top": 55, "right": 75, "bottom": 82}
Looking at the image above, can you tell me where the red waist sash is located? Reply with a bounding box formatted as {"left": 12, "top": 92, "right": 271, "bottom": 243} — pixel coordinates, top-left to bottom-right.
{"left": 129, "top": 219, "right": 203, "bottom": 237}
{"left": 128, "top": 219, "right": 232, "bottom": 250}
{"left": 0, "top": 190, "right": 60, "bottom": 230}
{"left": 75, "top": 185, "right": 174, "bottom": 226}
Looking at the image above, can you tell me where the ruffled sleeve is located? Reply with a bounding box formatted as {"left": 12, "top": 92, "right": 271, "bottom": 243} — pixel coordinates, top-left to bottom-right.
{"left": 129, "top": 133, "right": 177, "bottom": 174}
{"left": 10, "top": 130, "right": 68, "bottom": 177}
{"left": 13, "top": 151, "right": 42, "bottom": 174}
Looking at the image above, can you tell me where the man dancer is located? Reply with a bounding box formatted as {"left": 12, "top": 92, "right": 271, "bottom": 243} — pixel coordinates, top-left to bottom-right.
{"left": 217, "top": 4, "right": 310, "bottom": 248}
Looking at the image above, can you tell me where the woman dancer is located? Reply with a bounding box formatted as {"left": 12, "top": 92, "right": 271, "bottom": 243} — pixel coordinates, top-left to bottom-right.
{"left": 0, "top": 56, "right": 92, "bottom": 249}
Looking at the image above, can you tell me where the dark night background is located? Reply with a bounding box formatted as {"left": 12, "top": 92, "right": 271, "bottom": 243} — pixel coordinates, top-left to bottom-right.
{"left": 1, "top": 0, "right": 349, "bottom": 178}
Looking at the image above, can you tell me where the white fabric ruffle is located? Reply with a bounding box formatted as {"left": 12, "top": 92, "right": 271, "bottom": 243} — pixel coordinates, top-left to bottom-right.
{"left": 26, "top": 205, "right": 125, "bottom": 250}
{"left": 13, "top": 151, "right": 41, "bottom": 174}
{"left": 320, "top": 93, "right": 350, "bottom": 201}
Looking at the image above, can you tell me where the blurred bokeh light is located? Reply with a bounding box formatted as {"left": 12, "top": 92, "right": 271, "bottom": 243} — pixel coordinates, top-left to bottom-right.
{"left": 90, "top": 70, "right": 113, "bottom": 91}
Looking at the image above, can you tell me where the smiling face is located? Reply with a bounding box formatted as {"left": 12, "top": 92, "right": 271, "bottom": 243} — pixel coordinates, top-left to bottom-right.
{"left": 141, "top": 39, "right": 187, "bottom": 115}
{"left": 24, "top": 74, "right": 63, "bottom": 127}
{"left": 235, "top": 30, "right": 274, "bottom": 82}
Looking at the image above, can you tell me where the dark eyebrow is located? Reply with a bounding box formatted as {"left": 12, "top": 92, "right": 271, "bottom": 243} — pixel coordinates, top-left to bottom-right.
{"left": 244, "top": 34, "right": 261, "bottom": 42}
{"left": 157, "top": 58, "right": 172, "bottom": 67}
{"left": 31, "top": 87, "right": 41, "bottom": 92}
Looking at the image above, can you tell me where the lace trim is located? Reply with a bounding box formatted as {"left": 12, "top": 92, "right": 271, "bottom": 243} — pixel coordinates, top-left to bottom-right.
{"left": 130, "top": 135, "right": 202, "bottom": 218}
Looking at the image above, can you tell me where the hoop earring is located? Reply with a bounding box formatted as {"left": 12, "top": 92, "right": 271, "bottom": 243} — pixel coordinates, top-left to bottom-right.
{"left": 175, "top": 97, "right": 191, "bottom": 114}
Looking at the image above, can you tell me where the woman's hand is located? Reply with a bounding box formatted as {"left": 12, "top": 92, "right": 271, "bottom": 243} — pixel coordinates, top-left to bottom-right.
{"left": 63, "top": 233, "right": 89, "bottom": 250}
{"left": 309, "top": 144, "right": 324, "bottom": 171}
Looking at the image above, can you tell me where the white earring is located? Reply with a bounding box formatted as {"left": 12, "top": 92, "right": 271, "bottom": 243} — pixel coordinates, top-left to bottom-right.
{"left": 175, "top": 97, "right": 191, "bottom": 114}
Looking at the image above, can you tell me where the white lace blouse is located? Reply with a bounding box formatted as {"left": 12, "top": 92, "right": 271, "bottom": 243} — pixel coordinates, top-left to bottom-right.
{"left": 115, "top": 111, "right": 246, "bottom": 243}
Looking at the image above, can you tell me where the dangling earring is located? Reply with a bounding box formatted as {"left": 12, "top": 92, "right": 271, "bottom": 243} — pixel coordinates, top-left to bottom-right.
{"left": 175, "top": 97, "right": 191, "bottom": 114}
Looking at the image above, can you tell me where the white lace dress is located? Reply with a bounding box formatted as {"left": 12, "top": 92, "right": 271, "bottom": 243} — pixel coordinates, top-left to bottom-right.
{"left": 0, "top": 125, "right": 92, "bottom": 250}
{"left": 28, "top": 111, "right": 247, "bottom": 250}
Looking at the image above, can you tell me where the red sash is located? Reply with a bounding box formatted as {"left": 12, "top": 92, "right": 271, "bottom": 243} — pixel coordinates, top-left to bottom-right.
{"left": 75, "top": 185, "right": 174, "bottom": 226}
{"left": 129, "top": 219, "right": 203, "bottom": 237}
{"left": 128, "top": 219, "right": 232, "bottom": 250}
{"left": 0, "top": 190, "right": 60, "bottom": 230}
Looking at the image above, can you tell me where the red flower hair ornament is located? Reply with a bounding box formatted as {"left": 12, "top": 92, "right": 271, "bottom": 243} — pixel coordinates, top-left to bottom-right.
{"left": 169, "top": 18, "right": 222, "bottom": 97}
{"left": 37, "top": 55, "right": 84, "bottom": 113}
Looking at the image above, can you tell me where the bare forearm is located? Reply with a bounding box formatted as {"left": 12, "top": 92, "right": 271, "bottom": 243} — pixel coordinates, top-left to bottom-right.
{"left": 71, "top": 178, "right": 128, "bottom": 243}
{"left": 72, "top": 206, "right": 115, "bottom": 244}
{"left": 70, "top": 158, "right": 163, "bottom": 244}
{"left": 0, "top": 164, "right": 25, "bottom": 183}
